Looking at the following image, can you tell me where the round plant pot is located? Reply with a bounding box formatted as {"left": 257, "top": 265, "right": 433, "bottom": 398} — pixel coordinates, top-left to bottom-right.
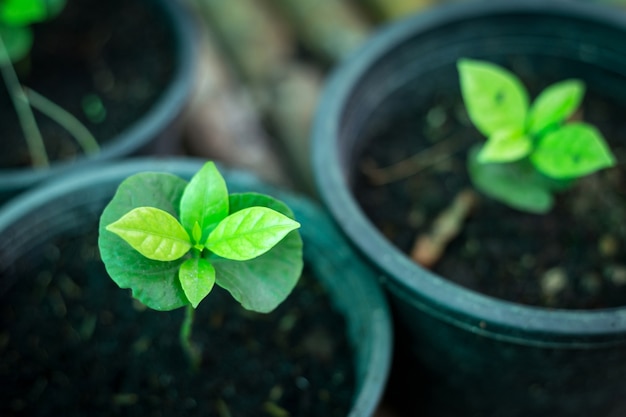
{"left": 0, "top": 0, "right": 197, "bottom": 202}
{"left": 312, "top": 2, "right": 626, "bottom": 417}
{"left": 0, "top": 157, "right": 391, "bottom": 416}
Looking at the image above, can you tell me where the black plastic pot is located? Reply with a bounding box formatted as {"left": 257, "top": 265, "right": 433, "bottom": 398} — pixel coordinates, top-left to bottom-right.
{"left": 312, "top": 2, "right": 626, "bottom": 416}
{"left": 0, "top": 157, "right": 392, "bottom": 416}
{"left": 0, "top": 0, "right": 197, "bottom": 202}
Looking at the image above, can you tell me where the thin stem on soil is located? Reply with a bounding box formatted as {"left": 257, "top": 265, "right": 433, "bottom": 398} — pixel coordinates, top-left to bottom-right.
{"left": 25, "top": 87, "right": 100, "bottom": 155}
{"left": 180, "top": 304, "right": 202, "bottom": 371}
{"left": 0, "top": 34, "right": 49, "bottom": 167}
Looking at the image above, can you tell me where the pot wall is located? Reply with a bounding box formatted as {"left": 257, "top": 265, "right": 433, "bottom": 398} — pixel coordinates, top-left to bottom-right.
{"left": 312, "top": 2, "right": 626, "bottom": 416}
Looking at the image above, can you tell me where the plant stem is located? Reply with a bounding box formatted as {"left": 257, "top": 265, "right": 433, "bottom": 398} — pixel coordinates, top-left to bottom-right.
{"left": 0, "top": 34, "right": 49, "bottom": 167}
{"left": 25, "top": 87, "right": 100, "bottom": 155}
{"left": 180, "top": 304, "right": 202, "bottom": 371}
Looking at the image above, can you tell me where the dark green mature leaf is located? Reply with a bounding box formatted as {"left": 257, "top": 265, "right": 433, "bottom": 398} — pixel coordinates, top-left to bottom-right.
{"left": 527, "top": 79, "right": 584, "bottom": 135}
{"left": 180, "top": 161, "right": 229, "bottom": 244}
{"left": 207, "top": 206, "right": 301, "bottom": 261}
{"left": 458, "top": 58, "right": 529, "bottom": 137}
{"left": 210, "top": 193, "right": 303, "bottom": 313}
{"left": 99, "top": 172, "right": 190, "bottom": 311}
{"left": 106, "top": 207, "right": 191, "bottom": 261}
{"left": 468, "top": 146, "right": 554, "bottom": 213}
{"left": 179, "top": 258, "right": 216, "bottom": 308}
{"left": 531, "top": 123, "right": 616, "bottom": 179}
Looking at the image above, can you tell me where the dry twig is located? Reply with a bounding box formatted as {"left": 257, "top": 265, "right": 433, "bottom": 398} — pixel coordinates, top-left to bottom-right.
{"left": 411, "top": 189, "right": 478, "bottom": 268}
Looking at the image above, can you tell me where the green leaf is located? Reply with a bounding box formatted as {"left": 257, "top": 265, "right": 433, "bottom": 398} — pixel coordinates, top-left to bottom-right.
{"left": 99, "top": 172, "right": 190, "bottom": 311}
{"left": 0, "top": 0, "right": 66, "bottom": 25}
{"left": 0, "top": 0, "right": 46, "bottom": 25}
{"left": 0, "top": 25, "right": 33, "bottom": 65}
{"left": 531, "top": 123, "right": 616, "bottom": 179}
{"left": 469, "top": 146, "right": 555, "bottom": 213}
{"left": 211, "top": 193, "right": 303, "bottom": 313}
{"left": 528, "top": 79, "right": 585, "bottom": 135}
{"left": 477, "top": 129, "right": 532, "bottom": 163}
{"left": 192, "top": 221, "right": 202, "bottom": 245}
{"left": 106, "top": 207, "right": 191, "bottom": 262}
{"left": 179, "top": 258, "right": 216, "bottom": 308}
{"left": 207, "top": 206, "right": 301, "bottom": 261}
{"left": 458, "top": 58, "right": 529, "bottom": 137}
{"left": 180, "top": 161, "right": 229, "bottom": 244}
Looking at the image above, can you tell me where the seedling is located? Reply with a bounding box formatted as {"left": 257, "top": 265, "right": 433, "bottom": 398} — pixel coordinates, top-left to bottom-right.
{"left": 458, "top": 58, "right": 616, "bottom": 213}
{"left": 0, "top": 0, "right": 99, "bottom": 167}
{"left": 98, "top": 162, "right": 303, "bottom": 369}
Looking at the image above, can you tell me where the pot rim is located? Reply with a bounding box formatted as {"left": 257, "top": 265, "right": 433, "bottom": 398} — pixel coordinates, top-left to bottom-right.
{"left": 0, "top": 0, "right": 198, "bottom": 191}
{"left": 312, "top": 0, "right": 626, "bottom": 345}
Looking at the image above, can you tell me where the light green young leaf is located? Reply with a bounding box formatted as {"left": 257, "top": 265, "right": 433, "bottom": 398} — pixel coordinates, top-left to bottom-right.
{"left": 211, "top": 193, "right": 303, "bottom": 313}
{"left": 106, "top": 206, "right": 191, "bottom": 262}
{"left": 531, "top": 123, "right": 615, "bottom": 179}
{"left": 477, "top": 129, "right": 532, "bottom": 163}
{"left": 207, "top": 206, "right": 301, "bottom": 261}
{"left": 458, "top": 58, "right": 529, "bottom": 137}
{"left": 528, "top": 79, "right": 585, "bottom": 135}
{"left": 192, "top": 221, "right": 202, "bottom": 245}
{"left": 180, "top": 161, "right": 229, "bottom": 244}
{"left": 179, "top": 258, "right": 216, "bottom": 308}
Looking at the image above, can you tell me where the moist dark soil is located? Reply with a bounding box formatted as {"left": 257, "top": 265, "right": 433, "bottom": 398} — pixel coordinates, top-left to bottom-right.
{"left": 354, "top": 80, "right": 626, "bottom": 310}
{"left": 0, "top": 0, "right": 175, "bottom": 168}
{"left": 0, "top": 229, "right": 355, "bottom": 416}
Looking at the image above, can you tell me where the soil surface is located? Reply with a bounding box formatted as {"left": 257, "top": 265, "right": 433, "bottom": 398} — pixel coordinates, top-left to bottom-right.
{"left": 354, "top": 76, "right": 626, "bottom": 310}
{"left": 0, "top": 229, "right": 355, "bottom": 416}
{"left": 0, "top": 0, "right": 175, "bottom": 168}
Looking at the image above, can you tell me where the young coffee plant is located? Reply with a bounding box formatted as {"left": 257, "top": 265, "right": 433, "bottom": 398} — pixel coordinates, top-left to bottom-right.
{"left": 458, "top": 58, "right": 616, "bottom": 213}
{"left": 99, "top": 162, "right": 303, "bottom": 368}
{"left": 0, "top": 0, "right": 99, "bottom": 167}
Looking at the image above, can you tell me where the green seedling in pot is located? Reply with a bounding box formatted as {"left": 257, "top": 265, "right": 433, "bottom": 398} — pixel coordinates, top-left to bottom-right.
{"left": 0, "top": 0, "right": 99, "bottom": 167}
{"left": 98, "top": 161, "right": 303, "bottom": 369}
{"left": 458, "top": 58, "right": 616, "bottom": 213}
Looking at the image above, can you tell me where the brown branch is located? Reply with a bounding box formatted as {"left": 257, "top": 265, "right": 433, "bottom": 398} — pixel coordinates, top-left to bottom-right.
{"left": 411, "top": 189, "right": 478, "bottom": 269}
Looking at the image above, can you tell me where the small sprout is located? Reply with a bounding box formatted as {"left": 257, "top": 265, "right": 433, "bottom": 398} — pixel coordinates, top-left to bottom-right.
{"left": 98, "top": 161, "right": 304, "bottom": 368}
{"left": 458, "top": 58, "right": 616, "bottom": 213}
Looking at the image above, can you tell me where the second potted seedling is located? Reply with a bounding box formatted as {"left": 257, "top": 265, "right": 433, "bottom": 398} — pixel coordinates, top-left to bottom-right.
{"left": 312, "top": 2, "right": 626, "bottom": 416}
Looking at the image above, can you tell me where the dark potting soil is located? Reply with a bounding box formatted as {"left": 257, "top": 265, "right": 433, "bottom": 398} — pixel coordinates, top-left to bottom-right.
{"left": 0, "top": 0, "right": 175, "bottom": 168}
{"left": 0, "top": 229, "right": 355, "bottom": 416}
{"left": 354, "top": 80, "right": 626, "bottom": 310}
